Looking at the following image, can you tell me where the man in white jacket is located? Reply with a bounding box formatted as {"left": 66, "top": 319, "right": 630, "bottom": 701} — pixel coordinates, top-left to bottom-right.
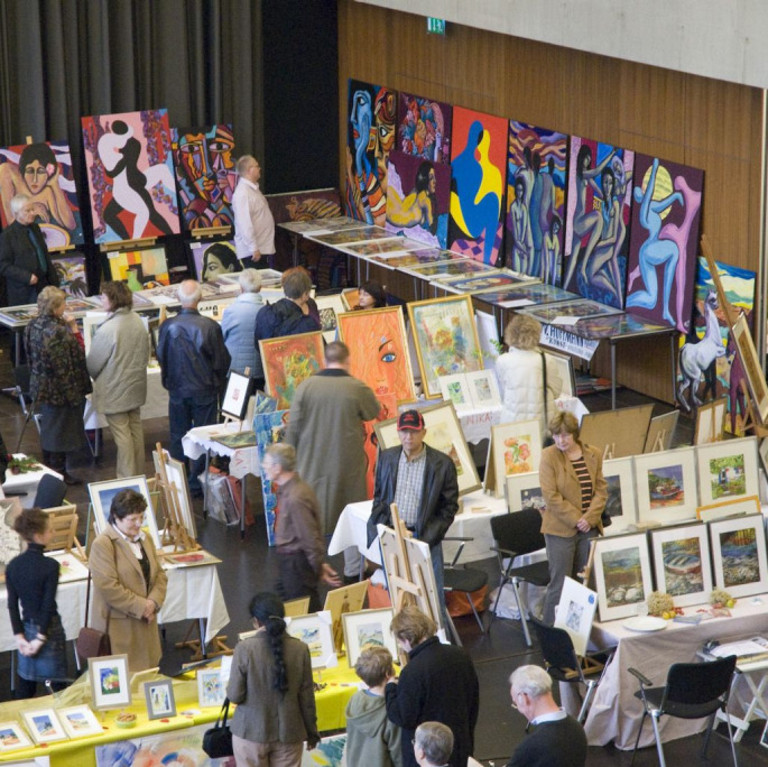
{"left": 232, "top": 155, "right": 275, "bottom": 269}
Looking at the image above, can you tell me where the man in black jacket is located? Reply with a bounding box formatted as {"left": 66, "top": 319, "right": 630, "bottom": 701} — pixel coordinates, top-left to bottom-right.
{"left": 254, "top": 266, "right": 320, "bottom": 344}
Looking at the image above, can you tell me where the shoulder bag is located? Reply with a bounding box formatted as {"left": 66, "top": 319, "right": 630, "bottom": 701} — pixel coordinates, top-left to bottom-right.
{"left": 202, "top": 698, "right": 234, "bottom": 758}
{"left": 75, "top": 567, "right": 112, "bottom": 662}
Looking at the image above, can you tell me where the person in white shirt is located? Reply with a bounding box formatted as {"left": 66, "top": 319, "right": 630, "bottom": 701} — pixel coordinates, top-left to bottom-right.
{"left": 232, "top": 154, "right": 275, "bottom": 269}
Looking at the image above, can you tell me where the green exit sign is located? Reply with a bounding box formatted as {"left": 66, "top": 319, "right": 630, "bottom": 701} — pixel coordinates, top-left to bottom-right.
{"left": 427, "top": 17, "right": 446, "bottom": 35}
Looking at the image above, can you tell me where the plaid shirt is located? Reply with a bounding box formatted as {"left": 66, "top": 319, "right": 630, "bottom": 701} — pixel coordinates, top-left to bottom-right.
{"left": 394, "top": 447, "right": 426, "bottom": 528}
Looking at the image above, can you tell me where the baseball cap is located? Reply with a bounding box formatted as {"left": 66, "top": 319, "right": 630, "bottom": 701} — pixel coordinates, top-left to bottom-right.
{"left": 397, "top": 409, "right": 425, "bottom": 431}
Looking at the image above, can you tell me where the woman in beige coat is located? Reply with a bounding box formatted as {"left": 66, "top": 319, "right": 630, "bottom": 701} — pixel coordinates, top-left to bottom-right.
{"left": 539, "top": 411, "right": 606, "bottom": 625}
{"left": 89, "top": 489, "right": 167, "bottom": 672}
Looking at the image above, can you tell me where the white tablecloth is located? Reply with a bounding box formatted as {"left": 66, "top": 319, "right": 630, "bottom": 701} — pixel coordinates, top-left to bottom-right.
{"left": 457, "top": 405, "right": 503, "bottom": 444}
{"left": 2, "top": 456, "right": 63, "bottom": 508}
{"left": 182, "top": 422, "right": 260, "bottom": 479}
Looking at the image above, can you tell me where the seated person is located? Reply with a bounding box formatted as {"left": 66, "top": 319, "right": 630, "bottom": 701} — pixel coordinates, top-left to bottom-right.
{"left": 414, "top": 722, "right": 454, "bottom": 767}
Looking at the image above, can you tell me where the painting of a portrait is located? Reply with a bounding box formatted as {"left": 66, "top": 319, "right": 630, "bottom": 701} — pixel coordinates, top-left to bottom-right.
{"left": 397, "top": 92, "right": 452, "bottom": 164}
{"left": 259, "top": 331, "right": 325, "bottom": 410}
{"left": 82, "top": 109, "right": 180, "bottom": 244}
{"left": 172, "top": 123, "right": 237, "bottom": 231}
{"left": 0, "top": 140, "right": 84, "bottom": 250}
{"left": 107, "top": 247, "right": 169, "bottom": 290}
{"left": 189, "top": 240, "right": 242, "bottom": 282}
{"left": 505, "top": 120, "right": 567, "bottom": 284}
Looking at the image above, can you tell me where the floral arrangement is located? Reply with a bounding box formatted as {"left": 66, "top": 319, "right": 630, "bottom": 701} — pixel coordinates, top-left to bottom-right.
{"left": 710, "top": 588, "right": 735, "bottom": 608}
{"left": 645, "top": 591, "right": 682, "bottom": 619}
{"left": 8, "top": 455, "right": 40, "bottom": 474}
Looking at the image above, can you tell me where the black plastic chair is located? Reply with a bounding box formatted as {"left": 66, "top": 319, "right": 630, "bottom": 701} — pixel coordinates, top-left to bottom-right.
{"left": 489, "top": 508, "right": 550, "bottom": 646}
{"left": 34, "top": 474, "right": 67, "bottom": 509}
{"left": 442, "top": 536, "right": 488, "bottom": 633}
{"left": 531, "top": 616, "right": 608, "bottom": 723}
{"left": 629, "top": 655, "right": 738, "bottom": 767}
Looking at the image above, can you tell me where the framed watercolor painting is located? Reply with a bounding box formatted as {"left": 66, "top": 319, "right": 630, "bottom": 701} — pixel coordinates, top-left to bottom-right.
{"left": 407, "top": 295, "right": 483, "bottom": 398}
{"left": 144, "top": 679, "right": 177, "bottom": 720}
{"left": 505, "top": 471, "right": 546, "bottom": 513}
{"left": 694, "top": 397, "right": 727, "bottom": 445}
{"left": 592, "top": 533, "right": 653, "bottom": 622}
{"left": 439, "top": 374, "right": 472, "bottom": 410}
{"left": 696, "top": 436, "right": 759, "bottom": 506}
{"left": 697, "top": 495, "right": 760, "bottom": 523}
{"left": 601, "top": 457, "right": 637, "bottom": 534}
{"left": 649, "top": 523, "right": 713, "bottom": 607}
{"left": 708, "top": 514, "right": 768, "bottom": 599}
{"left": 58, "top": 705, "right": 104, "bottom": 738}
{"left": 286, "top": 611, "right": 337, "bottom": 669}
{"left": 465, "top": 369, "right": 501, "bottom": 407}
{"left": 259, "top": 331, "right": 325, "bottom": 410}
{"left": 21, "top": 709, "right": 68, "bottom": 745}
{"left": 323, "top": 581, "right": 370, "bottom": 653}
{"left": 373, "top": 400, "right": 482, "bottom": 495}
{"left": 88, "top": 654, "right": 132, "bottom": 710}
{"left": 221, "top": 371, "right": 254, "bottom": 420}
{"left": 87, "top": 476, "right": 160, "bottom": 547}
{"left": 486, "top": 420, "right": 542, "bottom": 498}
{"left": 337, "top": 306, "right": 415, "bottom": 404}
{"left": 342, "top": 607, "right": 398, "bottom": 667}
{"left": 197, "top": 667, "right": 226, "bottom": 708}
{"left": 0, "top": 720, "right": 32, "bottom": 752}
{"left": 633, "top": 447, "right": 699, "bottom": 527}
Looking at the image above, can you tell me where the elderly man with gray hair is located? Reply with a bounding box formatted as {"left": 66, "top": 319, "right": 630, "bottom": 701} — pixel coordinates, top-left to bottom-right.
{"left": 156, "top": 279, "right": 230, "bottom": 496}
{"left": 0, "top": 193, "right": 59, "bottom": 307}
{"left": 414, "top": 722, "right": 453, "bottom": 767}
{"left": 506, "top": 664, "right": 587, "bottom": 767}
{"left": 221, "top": 268, "right": 265, "bottom": 386}
{"left": 232, "top": 154, "right": 275, "bottom": 269}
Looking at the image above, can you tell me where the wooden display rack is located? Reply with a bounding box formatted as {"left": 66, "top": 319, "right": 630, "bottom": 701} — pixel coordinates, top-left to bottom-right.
{"left": 154, "top": 442, "right": 199, "bottom": 553}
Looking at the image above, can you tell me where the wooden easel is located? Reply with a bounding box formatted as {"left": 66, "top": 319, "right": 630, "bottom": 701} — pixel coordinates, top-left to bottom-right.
{"left": 42, "top": 504, "right": 87, "bottom": 562}
{"left": 174, "top": 622, "right": 232, "bottom": 661}
{"left": 602, "top": 444, "right": 615, "bottom": 461}
{"left": 154, "top": 442, "right": 199, "bottom": 553}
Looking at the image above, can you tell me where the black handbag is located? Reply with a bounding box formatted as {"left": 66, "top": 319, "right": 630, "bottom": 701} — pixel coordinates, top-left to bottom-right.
{"left": 202, "top": 698, "right": 233, "bottom": 758}
{"left": 76, "top": 570, "right": 112, "bottom": 662}
{"left": 601, "top": 509, "right": 613, "bottom": 528}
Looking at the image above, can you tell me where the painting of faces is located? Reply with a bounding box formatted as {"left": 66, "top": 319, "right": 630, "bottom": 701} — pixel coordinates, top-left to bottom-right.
{"left": 396, "top": 92, "right": 452, "bottom": 164}
{"left": 172, "top": 123, "right": 237, "bottom": 231}
{"left": 0, "top": 140, "right": 84, "bottom": 249}
{"left": 190, "top": 240, "right": 242, "bottom": 283}
{"left": 82, "top": 109, "right": 180, "bottom": 244}
{"left": 344, "top": 79, "right": 396, "bottom": 227}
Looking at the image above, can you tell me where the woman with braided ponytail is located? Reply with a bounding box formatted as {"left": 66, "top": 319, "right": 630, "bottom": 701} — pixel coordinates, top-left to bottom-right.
{"left": 227, "top": 592, "right": 320, "bottom": 766}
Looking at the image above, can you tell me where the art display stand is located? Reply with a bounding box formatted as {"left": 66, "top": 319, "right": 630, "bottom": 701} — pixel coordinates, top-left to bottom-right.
{"left": 191, "top": 227, "right": 231, "bottom": 239}
{"left": 174, "top": 621, "right": 231, "bottom": 662}
{"left": 44, "top": 503, "right": 87, "bottom": 561}
{"left": 154, "top": 442, "right": 199, "bottom": 553}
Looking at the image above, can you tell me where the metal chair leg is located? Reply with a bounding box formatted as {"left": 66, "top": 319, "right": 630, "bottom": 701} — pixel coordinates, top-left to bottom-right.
{"left": 649, "top": 712, "right": 667, "bottom": 767}
{"left": 578, "top": 679, "right": 597, "bottom": 724}
{"left": 511, "top": 578, "right": 532, "bottom": 647}
{"left": 465, "top": 593, "right": 485, "bottom": 633}
{"left": 630, "top": 710, "right": 648, "bottom": 766}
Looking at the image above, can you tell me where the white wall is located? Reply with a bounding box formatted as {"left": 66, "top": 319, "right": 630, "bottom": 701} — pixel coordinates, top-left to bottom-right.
{"left": 356, "top": 0, "right": 768, "bottom": 90}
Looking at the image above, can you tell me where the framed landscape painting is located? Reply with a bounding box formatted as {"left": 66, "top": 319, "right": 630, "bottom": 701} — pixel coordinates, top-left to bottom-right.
{"left": 407, "top": 295, "right": 483, "bottom": 398}
{"left": 696, "top": 436, "right": 759, "bottom": 506}
{"left": 342, "top": 607, "right": 398, "bottom": 667}
{"left": 592, "top": 533, "right": 653, "bottom": 622}
{"left": 708, "top": 514, "right": 768, "bottom": 599}
{"left": 505, "top": 471, "right": 546, "bottom": 512}
{"left": 634, "top": 447, "right": 698, "bottom": 527}
{"left": 649, "top": 523, "right": 713, "bottom": 607}
{"left": 259, "top": 331, "right": 325, "bottom": 410}
{"left": 21, "top": 709, "right": 68, "bottom": 745}
{"left": 286, "top": 611, "right": 337, "bottom": 670}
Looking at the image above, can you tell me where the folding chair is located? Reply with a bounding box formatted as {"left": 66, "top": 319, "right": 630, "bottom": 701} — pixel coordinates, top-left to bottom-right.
{"left": 443, "top": 536, "right": 488, "bottom": 633}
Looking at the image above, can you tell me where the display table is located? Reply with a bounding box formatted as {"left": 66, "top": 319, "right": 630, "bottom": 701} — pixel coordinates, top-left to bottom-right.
{"left": 182, "top": 421, "right": 260, "bottom": 480}
{"left": 2, "top": 455, "right": 63, "bottom": 508}
{"left": 457, "top": 404, "right": 503, "bottom": 445}
{"left": 584, "top": 597, "right": 768, "bottom": 749}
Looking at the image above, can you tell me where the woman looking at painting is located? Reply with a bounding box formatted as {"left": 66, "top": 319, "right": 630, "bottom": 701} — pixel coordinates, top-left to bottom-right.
{"left": 6, "top": 508, "right": 68, "bottom": 698}
{"left": 227, "top": 592, "right": 320, "bottom": 766}
{"left": 89, "top": 489, "right": 167, "bottom": 672}
{"left": 355, "top": 279, "right": 387, "bottom": 310}
{"left": 539, "top": 411, "right": 607, "bottom": 625}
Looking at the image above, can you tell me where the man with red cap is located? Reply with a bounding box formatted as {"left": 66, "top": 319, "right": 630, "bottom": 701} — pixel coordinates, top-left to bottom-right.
{"left": 367, "top": 409, "right": 458, "bottom": 606}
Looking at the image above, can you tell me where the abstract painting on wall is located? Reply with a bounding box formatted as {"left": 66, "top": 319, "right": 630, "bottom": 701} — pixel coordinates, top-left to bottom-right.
{"left": 385, "top": 149, "right": 450, "bottom": 248}
{"left": 625, "top": 154, "right": 704, "bottom": 332}
{"left": 344, "top": 79, "right": 396, "bottom": 226}
{"left": 82, "top": 109, "right": 180, "bottom": 244}
{"left": 172, "top": 123, "right": 236, "bottom": 231}
{"left": 107, "top": 247, "right": 169, "bottom": 289}
{"left": 449, "top": 107, "right": 507, "bottom": 266}
{"left": 563, "top": 136, "right": 634, "bottom": 308}
{"left": 505, "top": 120, "right": 567, "bottom": 284}
{"left": 396, "top": 91, "right": 452, "bottom": 164}
{"left": 0, "top": 140, "right": 84, "bottom": 249}
{"left": 51, "top": 254, "right": 88, "bottom": 297}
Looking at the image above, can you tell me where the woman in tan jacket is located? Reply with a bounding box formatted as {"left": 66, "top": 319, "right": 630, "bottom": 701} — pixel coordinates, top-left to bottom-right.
{"left": 539, "top": 411, "right": 606, "bottom": 624}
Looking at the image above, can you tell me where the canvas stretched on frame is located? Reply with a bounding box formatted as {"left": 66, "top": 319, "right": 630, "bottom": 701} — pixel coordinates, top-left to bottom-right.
{"left": 697, "top": 495, "right": 760, "bottom": 523}
{"left": 643, "top": 410, "right": 680, "bottom": 453}
{"left": 601, "top": 457, "right": 638, "bottom": 534}
{"left": 592, "top": 533, "right": 653, "bottom": 622}
{"left": 708, "top": 514, "right": 768, "bottom": 599}
{"left": 634, "top": 447, "right": 698, "bottom": 527}
{"left": 259, "top": 331, "right": 325, "bottom": 410}
{"left": 696, "top": 436, "right": 759, "bottom": 507}
{"left": 554, "top": 576, "right": 598, "bottom": 656}
{"left": 286, "top": 611, "right": 337, "bottom": 670}
{"left": 487, "top": 419, "right": 542, "bottom": 498}
{"left": 88, "top": 476, "right": 160, "bottom": 548}
{"left": 89, "top": 654, "right": 132, "bottom": 710}
{"left": 342, "top": 607, "right": 398, "bottom": 668}
{"left": 694, "top": 397, "right": 727, "bottom": 445}
{"left": 649, "top": 522, "right": 713, "bottom": 608}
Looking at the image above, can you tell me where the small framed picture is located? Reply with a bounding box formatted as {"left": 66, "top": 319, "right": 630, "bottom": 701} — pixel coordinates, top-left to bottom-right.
{"left": 58, "top": 705, "right": 104, "bottom": 739}
{"left": 87, "top": 476, "right": 160, "bottom": 548}
{"left": 88, "top": 654, "right": 132, "bottom": 711}
{"left": 602, "top": 457, "right": 638, "bottom": 534}
{"left": 0, "top": 721, "right": 32, "bottom": 752}
{"left": 197, "top": 667, "right": 226, "bottom": 708}
{"left": 696, "top": 436, "right": 760, "bottom": 507}
{"left": 342, "top": 607, "right": 398, "bottom": 667}
{"left": 708, "top": 513, "right": 768, "bottom": 599}
{"left": 465, "top": 369, "right": 501, "bottom": 407}
{"left": 634, "top": 447, "right": 699, "bottom": 527}
{"left": 505, "top": 471, "right": 546, "bottom": 513}
{"left": 286, "top": 611, "right": 337, "bottom": 669}
{"left": 221, "top": 371, "right": 254, "bottom": 420}
{"left": 144, "top": 679, "right": 177, "bottom": 720}
{"left": 439, "top": 374, "right": 472, "bottom": 410}
{"left": 544, "top": 349, "right": 575, "bottom": 398}
{"left": 21, "top": 708, "right": 68, "bottom": 744}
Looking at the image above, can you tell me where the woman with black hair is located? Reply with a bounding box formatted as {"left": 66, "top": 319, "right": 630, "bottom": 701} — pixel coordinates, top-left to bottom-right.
{"left": 227, "top": 592, "right": 320, "bottom": 766}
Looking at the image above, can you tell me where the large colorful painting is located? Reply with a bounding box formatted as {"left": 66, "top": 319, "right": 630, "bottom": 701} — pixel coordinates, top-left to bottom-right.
{"left": 254, "top": 408, "right": 290, "bottom": 547}
{"left": 505, "top": 120, "right": 567, "bottom": 284}
{"left": 172, "top": 123, "right": 236, "bottom": 231}
{"left": 625, "top": 154, "right": 704, "bottom": 332}
{"left": 396, "top": 91, "right": 452, "bottom": 164}
{"left": 448, "top": 106, "right": 507, "bottom": 266}
{"left": 385, "top": 150, "right": 450, "bottom": 249}
{"left": 563, "top": 136, "right": 634, "bottom": 308}
{"left": 344, "top": 79, "right": 396, "bottom": 226}
{"left": 266, "top": 188, "right": 341, "bottom": 225}
{"left": 107, "top": 247, "right": 169, "bottom": 289}
{"left": 0, "top": 140, "right": 84, "bottom": 250}
{"left": 259, "top": 331, "right": 325, "bottom": 409}
{"left": 82, "top": 109, "right": 180, "bottom": 244}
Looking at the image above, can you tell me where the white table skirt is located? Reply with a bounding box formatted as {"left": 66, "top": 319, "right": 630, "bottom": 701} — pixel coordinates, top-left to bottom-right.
{"left": 182, "top": 422, "right": 260, "bottom": 480}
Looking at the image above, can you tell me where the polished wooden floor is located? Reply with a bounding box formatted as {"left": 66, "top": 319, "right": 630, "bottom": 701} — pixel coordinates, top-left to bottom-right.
{"left": 0, "top": 331, "right": 763, "bottom": 765}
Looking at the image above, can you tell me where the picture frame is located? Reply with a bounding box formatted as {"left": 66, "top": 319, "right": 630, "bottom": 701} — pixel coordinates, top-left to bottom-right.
{"left": 505, "top": 471, "right": 546, "bottom": 513}
{"left": 592, "top": 533, "right": 653, "bottom": 622}
{"left": 649, "top": 522, "right": 713, "bottom": 607}
{"left": 373, "top": 400, "right": 482, "bottom": 495}
{"left": 696, "top": 436, "right": 759, "bottom": 506}
{"left": 544, "top": 350, "right": 575, "bottom": 398}
{"left": 285, "top": 611, "right": 338, "bottom": 669}
{"left": 407, "top": 295, "right": 484, "bottom": 398}
{"left": 197, "top": 667, "right": 226, "bottom": 708}
{"left": 342, "top": 607, "right": 398, "bottom": 668}
{"left": 634, "top": 447, "right": 699, "bottom": 527}
{"left": 732, "top": 313, "right": 768, "bottom": 425}
{"left": 475, "top": 310, "right": 500, "bottom": 370}
{"left": 643, "top": 410, "right": 680, "bottom": 453}
{"left": 21, "top": 709, "right": 68, "bottom": 745}
{"left": 221, "top": 371, "right": 254, "bottom": 421}
{"left": 314, "top": 293, "right": 347, "bottom": 343}
{"left": 759, "top": 437, "right": 768, "bottom": 477}
{"left": 486, "top": 419, "right": 542, "bottom": 498}
{"left": 439, "top": 374, "right": 472, "bottom": 410}
{"left": 152, "top": 449, "right": 196, "bottom": 539}
{"left": 87, "top": 476, "right": 160, "bottom": 548}
{"left": 340, "top": 287, "right": 360, "bottom": 311}
{"left": 708, "top": 514, "right": 768, "bottom": 599}
{"left": 601, "top": 457, "right": 638, "bottom": 535}
{"left": 579, "top": 404, "right": 654, "bottom": 459}
{"left": 0, "top": 721, "right": 32, "bottom": 752}
{"left": 285, "top": 596, "right": 311, "bottom": 617}
{"left": 323, "top": 581, "right": 370, "bottom": 653}
{"left": 82, "top": 311, "right": 108, "bottom": 355}
{"left": 57, "top": 705, "right": 104, "bottom": 739}
{"left": 554, "top": 576, "right": 598, "bottom": 656}
{"left": 88, "top": 654, "right": 132, "bottom": 710}
{"left": 465, "top": 369, "right": 501, "bottom": 407}
{"left": 694, "top": 397, "right": 727, "bottom": 445}
{"left": 259, "top": 330, "right": 325, "bottom": 410}
{"left": 144, "top": 679, "right": 177, "bottom": 720}
{"left": 697, "top": 495, "right": 760, "bottom": 523}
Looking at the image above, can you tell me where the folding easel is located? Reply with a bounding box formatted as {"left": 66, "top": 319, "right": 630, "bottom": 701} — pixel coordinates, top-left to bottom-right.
{"left": 154, "top": 442, "right": 199, "bottom": 553}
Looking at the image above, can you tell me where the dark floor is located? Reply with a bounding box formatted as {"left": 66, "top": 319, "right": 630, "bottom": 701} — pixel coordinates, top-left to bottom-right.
{"left": 0, "top": 331, "right": 763, "bottom": 765}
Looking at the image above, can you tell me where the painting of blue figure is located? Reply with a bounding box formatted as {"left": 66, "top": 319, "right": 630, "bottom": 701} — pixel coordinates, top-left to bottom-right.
{"left": 396, "top": 92, "right": 452, "bottom": 165}
{"left": 563, "top": 137, "right": 634, "bottom": 308}
{"left": 344, "top": 79, "right": 396, "bottom": 227}
{"left": 254, "top": 409, "right": 290, "bottom": 546}
{"left": 625, "top": 153, "right": 704, "bottom": 333}
{"left": 505, "top": 120, "right": 567, "bottom": 284}
{"left": 385, "top": 150, "right": 450, "bottom": 249}
{"left": 448, "top": 106, "right": 507, "bottom": 266}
